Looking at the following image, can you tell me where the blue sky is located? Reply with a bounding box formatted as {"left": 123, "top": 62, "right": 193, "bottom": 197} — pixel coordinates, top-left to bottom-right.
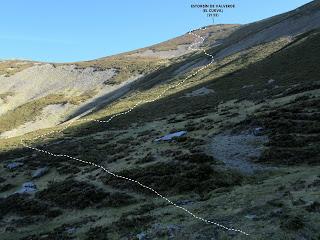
{"left": 0, "top": 0, "right": 313, "bottom": 62}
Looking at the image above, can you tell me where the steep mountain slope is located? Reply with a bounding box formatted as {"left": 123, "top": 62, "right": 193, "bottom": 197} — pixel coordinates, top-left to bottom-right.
{"left": 214, "top": 0, "right": 320, "bottom": 58}
{"left": 129, "top": 24, "right": 239, "bottom": 58}
{"left": 0, "top": 2, "right": 319, "bottom": 240}
{"left": 2, "top": 0, "right": 320, "bottom": 138}
{"left": 0, "top": 25, "right": 238, "bottom": 138}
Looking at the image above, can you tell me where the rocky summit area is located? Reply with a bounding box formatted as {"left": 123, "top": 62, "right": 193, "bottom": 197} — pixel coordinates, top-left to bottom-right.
{"left": 0, "top": 1, "right": 320, "bottom": 240}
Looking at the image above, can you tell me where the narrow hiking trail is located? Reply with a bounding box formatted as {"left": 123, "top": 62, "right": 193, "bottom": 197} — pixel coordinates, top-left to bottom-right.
{"left": 20, "top": 27, "right": 250, "bottom": 236}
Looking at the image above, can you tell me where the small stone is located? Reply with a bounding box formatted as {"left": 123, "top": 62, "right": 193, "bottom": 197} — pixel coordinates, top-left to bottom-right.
{"left": 242, "top": 84, "right": 254, "bottom": 89}
{"left": 32, "top": 167, "right": 49, "bottom": 178}
{"left": 176, "top": 199, "right": 194, "bottom": 206}
{"left": 6, "top": 162, "right": 24, "bottom": 170}
{"left": 155, "top": 131, "right": 187, "bottom": 142}
{"left": 253, "top": 127, "right": 264, "bottom": 136}
{"left": 245, "top": 214, "right": 258, "bottom": 220}
{"left": 268, "top": 79, "right": 275, "bottom": 84}
{"left": 65, "top": 227, "right": 76, "bottom": 234}
{"left": 136, "top": 232, "right": 147, "bottom": 240}
{"left": 17, "top": 181, "right": 37, "bottom": 194}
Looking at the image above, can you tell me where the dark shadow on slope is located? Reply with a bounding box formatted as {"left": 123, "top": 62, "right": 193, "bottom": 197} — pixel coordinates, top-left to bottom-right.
{"left": 64, "top": 5, "right": 320, "bottom": 122}
{"left": 66, "top": 76, "right": 140, "bottom": 121}
{"left": 65, "top": 51, "right": 214, "bottom": 121}
{"left": 212, "top": 0, "right": 320, "bottom": 59}
{"left": 1, "top": 28, "right": 320, "bottom": 166}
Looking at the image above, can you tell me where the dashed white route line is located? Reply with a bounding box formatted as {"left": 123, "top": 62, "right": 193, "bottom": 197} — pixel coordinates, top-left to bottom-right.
{"left": 20, "top": 27, "right": 250, "bottom": 236}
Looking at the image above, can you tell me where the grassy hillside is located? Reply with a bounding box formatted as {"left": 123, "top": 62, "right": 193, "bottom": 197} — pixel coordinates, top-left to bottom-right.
{"left": 0, "top": 24, "right": 230, "bottom": 136}
{"left": 76, "top": 36, "right": 292, "bottom": 125}
{"left": 0, "top": 23, "right": 319, "bottom": 240}
{"left": 0, "top": 1, "right": 319, "bottom": 237}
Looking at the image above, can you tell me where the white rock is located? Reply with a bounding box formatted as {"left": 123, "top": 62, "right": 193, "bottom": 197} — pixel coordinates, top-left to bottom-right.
{"left": 6, "top": 162, "right": 24, "bottom": 170}
{"left": 32, "top": 167, "right": 49, "bottom": 178}
{"left": 17, "top": 182, "right": 37, "bottom": 194}
{"left": 155, "top": 131, "right": 187, "bottom": 141}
